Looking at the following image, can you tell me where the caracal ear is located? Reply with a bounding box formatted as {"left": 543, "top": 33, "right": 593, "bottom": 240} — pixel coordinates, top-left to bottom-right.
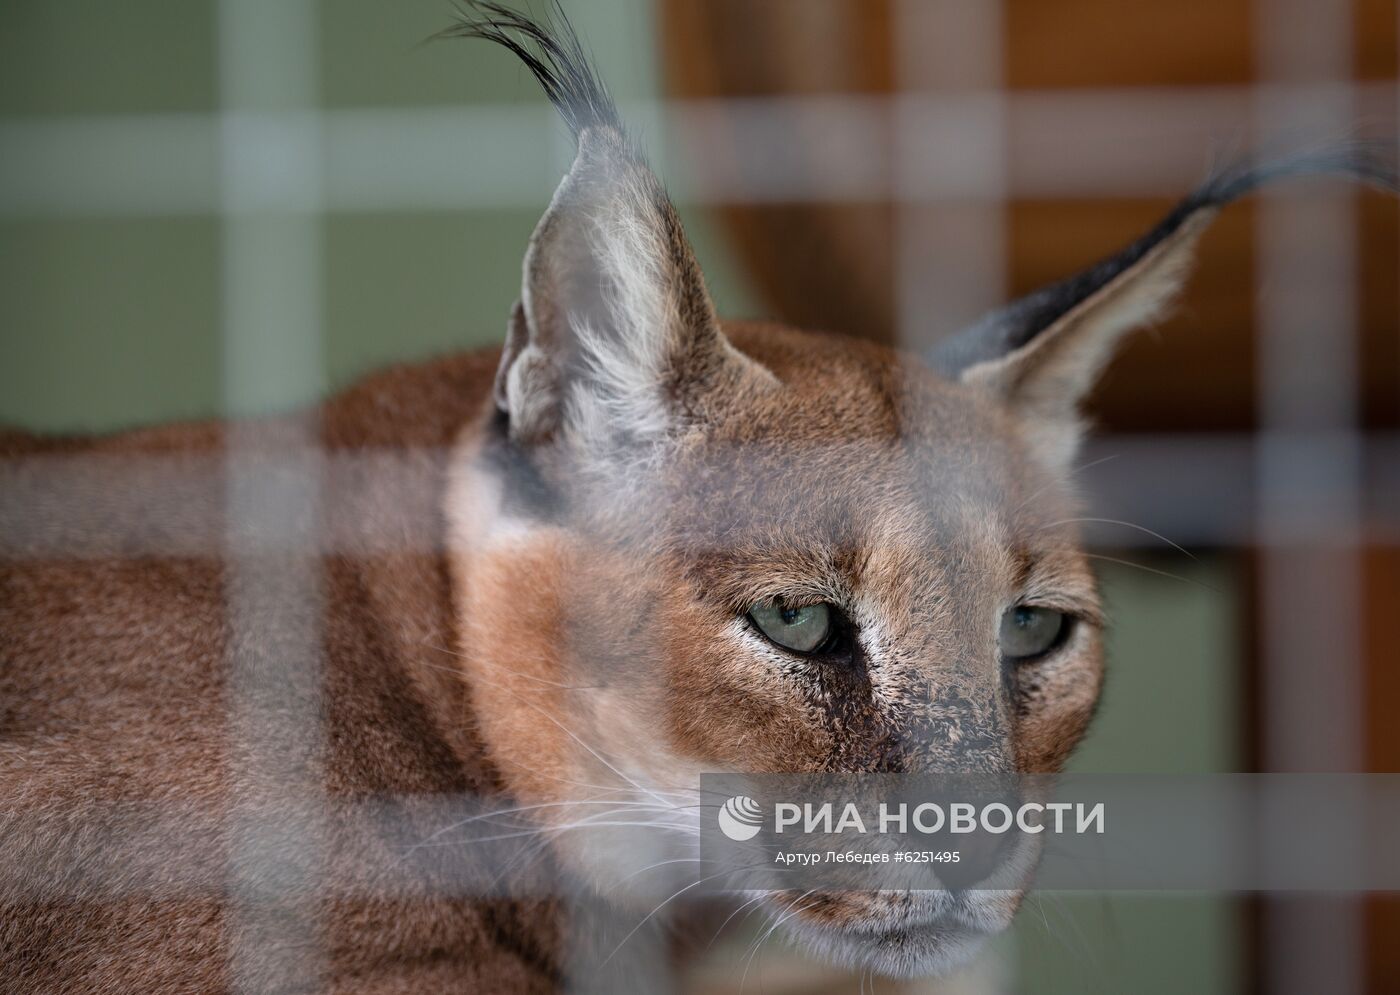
{"left": 445, "top": 4, "right": 772, "bottom": 451}
{"left": 934, "top": 148, "right": 1397, "bottom": 471}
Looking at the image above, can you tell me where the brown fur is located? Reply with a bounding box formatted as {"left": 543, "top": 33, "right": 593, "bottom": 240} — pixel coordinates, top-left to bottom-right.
{"left": 1, "top": 352, "right": 571, "bottom": 993}
{"left": 1, "top": 316, "right": 1108, "bottom": 989}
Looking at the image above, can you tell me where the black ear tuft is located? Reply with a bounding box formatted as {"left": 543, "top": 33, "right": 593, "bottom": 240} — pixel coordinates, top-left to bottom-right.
{"left": 436, "top": 1, "right": 622, "bottom": 139}
{"left": 933, "top": 142, "right": 1399, "bottom": 377}
{"left": 449, "top": 2, "right": 771, "bottom": 449}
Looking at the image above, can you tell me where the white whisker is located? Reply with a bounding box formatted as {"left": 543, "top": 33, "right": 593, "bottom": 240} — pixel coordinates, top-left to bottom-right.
{"left": 1083, "top": 552, "right": 1220, "bottom": 593}
{"left": 1040, "top": 516, "right": 1196, "bottom": 559}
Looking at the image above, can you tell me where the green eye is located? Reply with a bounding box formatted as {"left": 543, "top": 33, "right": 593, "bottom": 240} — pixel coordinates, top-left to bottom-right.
{"left": 748, "top": 602, "right": 833, "bottom": 654}
{"left": 999, "top": 605, "right": 1068, "bottom": 661}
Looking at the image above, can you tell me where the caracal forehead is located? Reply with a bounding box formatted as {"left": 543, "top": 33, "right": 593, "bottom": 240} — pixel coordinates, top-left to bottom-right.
{"left": 641, "top": 324, "right": 1068, "bottom": 549}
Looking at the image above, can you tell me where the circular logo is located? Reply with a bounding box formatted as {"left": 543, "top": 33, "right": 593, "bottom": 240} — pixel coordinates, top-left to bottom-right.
{"left": 717, "top": 795, "right": 764, "bottom": 842}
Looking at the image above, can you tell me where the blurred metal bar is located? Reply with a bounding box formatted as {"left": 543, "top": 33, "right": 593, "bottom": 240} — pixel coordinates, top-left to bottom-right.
{"left": 218, "top": 1, "right": 327, "bottom": 993}
{"left": 4, "top": 84, "right": 1398, "bottom": 216}
{"left": 1253, "top": 1, "right": 1363, "bottom": 993}
{"left": 4, "top": 433, "right": 1400, "bottom": 559}
{"left": 894, "top": 0, "right": 1007, "bottom": 350}
{"left": 554, "top": 1, "right": 679, "bottom": 989}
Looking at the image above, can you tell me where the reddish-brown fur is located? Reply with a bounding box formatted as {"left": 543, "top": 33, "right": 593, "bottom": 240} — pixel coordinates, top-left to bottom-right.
{"left": 1, "top": 351, "right": 575, "bottom": 993}
{"left": 2, "top": 319, "right": 1105, "bottom": 989}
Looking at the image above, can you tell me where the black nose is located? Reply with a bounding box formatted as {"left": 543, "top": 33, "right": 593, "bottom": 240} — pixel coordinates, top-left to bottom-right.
{"left": 907, "top": 783, "right": 1025, "bottom": 889}
{"left": 937, "top": 823, "right": 1019, "bottom": 888}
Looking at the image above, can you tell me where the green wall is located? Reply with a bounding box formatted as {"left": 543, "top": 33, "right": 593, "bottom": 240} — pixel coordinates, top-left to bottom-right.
{"left": 0, "top": 0, "right": 754, "bottom": 433}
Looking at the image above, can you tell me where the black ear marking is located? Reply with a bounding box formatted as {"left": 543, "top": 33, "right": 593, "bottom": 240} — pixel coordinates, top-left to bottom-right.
{"left": 932, "top": 144, "right": 1399, "bottom": 378}
{"left": 480, "top": 406, "right": 564, "bottom": 522}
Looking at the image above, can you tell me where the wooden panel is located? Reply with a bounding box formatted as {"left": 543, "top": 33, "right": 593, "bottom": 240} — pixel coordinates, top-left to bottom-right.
{"left": 1003, "top": 0, "right": 1252, "bottom": 89}
{"left": 1364, "top": 547, "right": 1400, "bottom": 768}
{"left": 1356, "top": 0, "right": 1399, "bottom": 80}
{"left": 1359, "top": 190, "right": 1400, "bottom": 430}
{"left": 1365, "top": 548, "right": 1400, "bottom": 993}
{"left": 662, "top": 0, "right": 893, "bottom": 98}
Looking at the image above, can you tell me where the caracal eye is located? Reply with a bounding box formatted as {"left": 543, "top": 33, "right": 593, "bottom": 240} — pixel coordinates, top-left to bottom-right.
{"left": 748, "top": 602, "right": 832, "bottom": 654}
{"left": 999, "top": 605, "right": 1068, "bottom": 661}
